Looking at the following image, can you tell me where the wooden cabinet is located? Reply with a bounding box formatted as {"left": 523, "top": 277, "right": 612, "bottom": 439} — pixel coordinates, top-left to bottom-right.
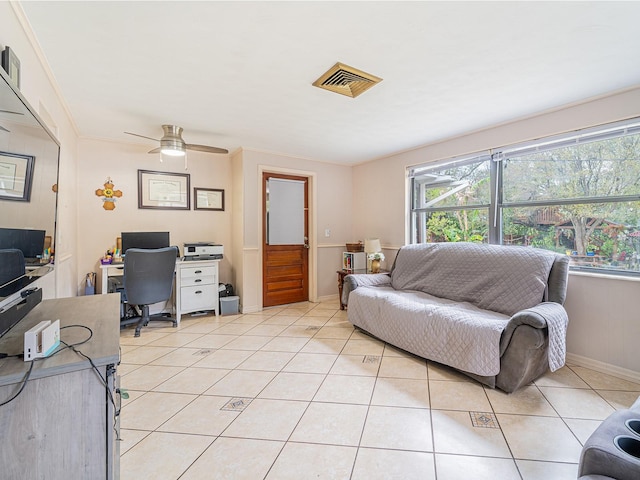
{"left": 175, "top": 259, "right": 219, "bottom": 322}
{"left": 0, "top": 295, "right": 120, "bottom": 479}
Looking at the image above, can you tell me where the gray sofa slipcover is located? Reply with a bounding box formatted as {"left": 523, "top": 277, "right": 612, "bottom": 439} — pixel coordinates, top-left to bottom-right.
{"left": 342, "top": 242, "right": 570, "bottom": 393}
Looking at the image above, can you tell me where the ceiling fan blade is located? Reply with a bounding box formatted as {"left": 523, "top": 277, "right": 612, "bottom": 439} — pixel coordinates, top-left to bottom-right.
{"left": 124, "top": 131, "right": 160, "bottom": 142}
{"left": 0, "top": 124, "right": 9, "bottom": 132}
{"left": 148, "top": 147, "right": 161, "bottom": 154}
{"left": 186, "top": 143, "right": 229, "bottom": 154}
{"left": 0, "top": 108, "right": 22, "bottom": 115}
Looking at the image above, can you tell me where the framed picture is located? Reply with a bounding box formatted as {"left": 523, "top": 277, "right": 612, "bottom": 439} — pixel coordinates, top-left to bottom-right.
{"left": 194, "top": 187, "right": 224, "bottom": 211}
{"left": 1, "top": 46, "right": 21, "bottom": 89}
{"left": 0, "top": 151, "right": 34, "bottom": 201}
{"left": 138, "top": 169, "right": 190, "bottom": 210}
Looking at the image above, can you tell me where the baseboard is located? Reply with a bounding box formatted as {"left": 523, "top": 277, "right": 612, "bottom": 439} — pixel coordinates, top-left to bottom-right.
{"left": 241, "top": 295, "right": 339, "bottom": 313}
{"left": 566, "top": 352, "right": 640, "bottom": 384}
{"left": 240, "top": 305, "right": 261, "bottom": 314}
{"left": 317, "top": 293, "right": 339, "bottom": 303}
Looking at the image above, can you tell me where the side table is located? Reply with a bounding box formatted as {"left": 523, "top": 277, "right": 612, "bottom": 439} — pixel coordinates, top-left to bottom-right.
{"left": 336, "top": 269, "right": 388, "bottom": 310}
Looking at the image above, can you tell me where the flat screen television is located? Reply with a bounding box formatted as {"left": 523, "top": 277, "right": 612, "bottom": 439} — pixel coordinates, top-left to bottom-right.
{"left": 0, "top": 228, "right": 46, "bottom": 262}
{"left": 0, "top": 65, "right": 60, "bottom": 334}
{"left": 121, "top": 231, "right": 170, "bottom": 255}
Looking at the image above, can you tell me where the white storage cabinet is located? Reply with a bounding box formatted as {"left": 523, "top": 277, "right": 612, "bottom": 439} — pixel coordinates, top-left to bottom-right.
{"left": 175, "top": 259, "right": 219, "bottom": 323}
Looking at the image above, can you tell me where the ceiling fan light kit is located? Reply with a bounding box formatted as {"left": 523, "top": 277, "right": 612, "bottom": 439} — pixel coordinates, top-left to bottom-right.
{"left": 160, "top": 124, "right": 187, "bottom": 156}
{"left": 124, "top": 124, "right": 229, "bottom": 157}
{"left": 160, "top": 142, "right": 186, "bottom": 156}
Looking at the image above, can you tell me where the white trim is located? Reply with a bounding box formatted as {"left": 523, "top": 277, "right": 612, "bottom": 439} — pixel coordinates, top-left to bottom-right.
{"left": 317, "top": 293, "right": 340, "bottom": 303}
{"left": 567, "top": 353, "right": 640, "bottom": 384}
{"left": 56, "top": 252, "right": 73, "bottom": 263}
{"left": 240, "top": 305, "right": 262, "bottom": 314}
{"left": 569, "top": 270, "right": 640, "bottom": 283}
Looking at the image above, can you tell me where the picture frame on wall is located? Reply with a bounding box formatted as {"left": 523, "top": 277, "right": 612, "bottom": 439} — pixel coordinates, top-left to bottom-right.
{"left": 138, "top": 169, "right": 190, "bottom": 210}
{"left": 0, "top": 151, "right": 34, "bottom": 201}
{"left": 194, "top": 187, "right": 224, "bottom": 211}
{"left": 1, "top": 46, "right": 21, "bottom": 89}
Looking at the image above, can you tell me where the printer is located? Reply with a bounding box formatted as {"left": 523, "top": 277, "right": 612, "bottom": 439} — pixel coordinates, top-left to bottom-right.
{"left": 183, "top": 242, "right": 223, "bottom": 260}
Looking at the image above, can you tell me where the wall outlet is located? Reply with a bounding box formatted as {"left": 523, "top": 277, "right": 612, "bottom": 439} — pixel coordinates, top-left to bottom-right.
{"left": 325, "top": 229, "right": 331, "bottom": 237}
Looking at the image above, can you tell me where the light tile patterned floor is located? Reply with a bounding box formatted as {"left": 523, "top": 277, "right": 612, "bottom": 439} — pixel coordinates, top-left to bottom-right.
{"left": 118, "top": 300, "right": 640, "bottom": 480}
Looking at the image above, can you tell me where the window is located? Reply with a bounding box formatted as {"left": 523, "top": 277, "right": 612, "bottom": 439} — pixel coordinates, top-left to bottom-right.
{"left": 409, "top": 118, "right": 640, "bottom": 276}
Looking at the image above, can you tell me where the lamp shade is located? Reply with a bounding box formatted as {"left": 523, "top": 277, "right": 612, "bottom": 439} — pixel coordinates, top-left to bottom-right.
{"left": 364, "top": 238, "right": 381, "bottom": 253}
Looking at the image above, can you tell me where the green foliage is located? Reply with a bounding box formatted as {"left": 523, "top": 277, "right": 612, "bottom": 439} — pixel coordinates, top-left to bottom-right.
{"left": 426, "top": 212, "right": 461, "bottom": 242}
{"left": 419, "top": 131, "right": 640, "bottom": 272}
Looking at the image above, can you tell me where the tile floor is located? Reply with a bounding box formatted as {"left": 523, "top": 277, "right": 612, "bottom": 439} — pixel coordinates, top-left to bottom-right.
{"left": 117, "top": 300, "right": 640, "bottom": 480}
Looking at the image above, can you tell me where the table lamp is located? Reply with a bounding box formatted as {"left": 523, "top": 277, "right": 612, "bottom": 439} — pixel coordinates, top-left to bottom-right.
{"left": 364, "top": 238, "right": 381, "bottom": 254}
{"left": 364, "top": 238, "right": 381, "bottom": 272}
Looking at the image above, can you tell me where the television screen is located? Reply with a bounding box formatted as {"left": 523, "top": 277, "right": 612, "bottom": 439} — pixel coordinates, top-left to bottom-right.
{"left": 0, "top": 228, "right": 46, "bottom": 260}
{"left": 121, "top": 231, "right": 170, "bottom": 254}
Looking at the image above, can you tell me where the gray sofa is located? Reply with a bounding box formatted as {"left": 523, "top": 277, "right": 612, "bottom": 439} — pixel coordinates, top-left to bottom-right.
{"left": 342, "top": 242, "right": 570, "bottom": 393}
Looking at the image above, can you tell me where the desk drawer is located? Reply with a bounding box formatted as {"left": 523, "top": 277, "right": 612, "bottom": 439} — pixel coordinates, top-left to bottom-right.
{"left": 181, "top": 284, "right": 217, "bottom": 311}
{"left": 180, "top": 266, "right": 217, "bottom": 286}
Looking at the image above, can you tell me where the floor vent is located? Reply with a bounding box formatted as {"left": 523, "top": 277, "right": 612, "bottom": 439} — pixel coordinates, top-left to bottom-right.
{"left": 312, "top": 62, "right": 382, "bottom": 98}
{"left": 470, "top": 411, "right": 500, "bottom": 429}
{"left": 221, "top": 397, "right": 253, "bottom": 412}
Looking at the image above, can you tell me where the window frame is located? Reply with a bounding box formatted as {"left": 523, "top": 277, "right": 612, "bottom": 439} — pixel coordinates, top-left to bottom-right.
{"left": 409, "top": 117, "right": 640, "bottom": 277}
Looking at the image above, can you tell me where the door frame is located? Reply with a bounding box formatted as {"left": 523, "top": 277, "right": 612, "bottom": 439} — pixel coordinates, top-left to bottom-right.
{"left": 257, "top": 165, "right": 317, "bottom": 308}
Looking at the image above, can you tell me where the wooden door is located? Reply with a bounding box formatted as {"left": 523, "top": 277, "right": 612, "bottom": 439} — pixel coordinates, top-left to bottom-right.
{"left": 262, "top": 172, "right": 309, "bottom": 307}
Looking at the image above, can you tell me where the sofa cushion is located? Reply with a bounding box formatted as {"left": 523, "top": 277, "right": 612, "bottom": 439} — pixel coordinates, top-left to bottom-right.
{"left": 390, "top": 243, "right": 557, "bottom": 316}
{"left": 349, "top": 286, "right": 510, "bottom": 376}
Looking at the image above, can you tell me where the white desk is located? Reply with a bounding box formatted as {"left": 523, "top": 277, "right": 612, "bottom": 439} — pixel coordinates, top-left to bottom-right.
{"left": 99, "top": 258, "right": 219, "bottom": 324}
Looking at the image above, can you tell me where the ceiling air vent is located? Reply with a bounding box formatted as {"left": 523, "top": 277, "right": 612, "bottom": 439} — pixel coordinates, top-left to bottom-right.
{"left": 312, "top": 62, "right": 382, "bottom": 98}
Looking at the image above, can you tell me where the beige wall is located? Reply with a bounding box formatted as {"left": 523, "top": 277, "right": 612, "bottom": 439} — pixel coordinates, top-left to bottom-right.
{"left": 76, "top": 138, "right": 234, "bottom": 293}
{"left": 352, "top": 87, "right": 640, "bottom": 379}
{"left": 238, "top": 148, "right": 353, "bottom": 312}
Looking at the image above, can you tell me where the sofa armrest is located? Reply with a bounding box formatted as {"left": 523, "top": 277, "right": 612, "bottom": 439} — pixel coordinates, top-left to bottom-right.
{"left": 342, "top": 273, "right": 391, "bottom": 306}
{"left": 500, "top": 302, "right": 567, "bottom": 356}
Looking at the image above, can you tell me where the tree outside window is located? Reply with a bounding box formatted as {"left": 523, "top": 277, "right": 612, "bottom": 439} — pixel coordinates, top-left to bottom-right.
{"left": 410, "top": 119, "right": 640, "bottom": 275}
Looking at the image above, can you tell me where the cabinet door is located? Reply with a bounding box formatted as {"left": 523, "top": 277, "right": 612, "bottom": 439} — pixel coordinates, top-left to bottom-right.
{"left": 181, "top": 284, "right": 217, "bottom": 311}
{"left": 0, "top": 367, "right": 113, "bottom": 478}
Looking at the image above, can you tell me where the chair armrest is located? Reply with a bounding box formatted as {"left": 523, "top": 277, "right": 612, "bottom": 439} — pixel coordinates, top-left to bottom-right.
{"left": 500, "top": 302, "right": 567, "bottom": 355}
{"left": 342, "top": 273, "right": 391, "bottom": 306}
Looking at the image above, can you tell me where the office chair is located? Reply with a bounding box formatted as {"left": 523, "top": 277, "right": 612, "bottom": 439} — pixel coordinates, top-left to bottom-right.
{"left": 0, "top": 248, "right": 26, "bottom": 286}
{"left": 120, "top": 246, "right": 177, "bottom": 337}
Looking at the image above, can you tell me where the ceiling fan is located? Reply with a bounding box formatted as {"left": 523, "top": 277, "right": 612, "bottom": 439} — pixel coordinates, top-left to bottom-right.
{"left": 124, "top": 125, "right": 228, "bottom": 156}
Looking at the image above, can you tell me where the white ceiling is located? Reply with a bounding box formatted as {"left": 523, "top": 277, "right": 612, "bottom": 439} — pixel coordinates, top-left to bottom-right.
{"left": 19, "top": 1, "right": 640, "bottom": 165}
